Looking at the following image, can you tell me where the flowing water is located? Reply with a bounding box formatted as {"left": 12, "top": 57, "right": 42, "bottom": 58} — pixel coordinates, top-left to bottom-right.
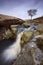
{"left": 0, "top": 25, "right": 43, "bottom": 65}
{"left": 0, "top": 31, "right": 23, "bottom": 65}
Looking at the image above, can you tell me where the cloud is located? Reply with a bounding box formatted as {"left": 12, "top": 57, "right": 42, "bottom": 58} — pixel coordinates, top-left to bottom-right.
{"left": 34, "top": 0, "right": 43, "bottom": 5}
{"left": 0, "top": 0, "right": 43, "bottom": 19}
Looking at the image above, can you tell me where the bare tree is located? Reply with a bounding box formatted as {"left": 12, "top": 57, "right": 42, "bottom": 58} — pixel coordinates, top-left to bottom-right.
{"left": 28, "top": 9, "right": 37, "bottom": 20}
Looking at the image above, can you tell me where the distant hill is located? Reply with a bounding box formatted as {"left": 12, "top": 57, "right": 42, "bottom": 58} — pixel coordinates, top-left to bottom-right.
{"left": 34, "top": 16, "right": 43, "bottom": 23}
{"left": 0, "top": 14, "right": 16, "bottom": 21}
{"left": 0, "top": 14, "right": 43, "bottom": 26}
{"left": 0, "top": 14, "right": 24, "bottom": 26}
{"left": 25, "top": 16, "right": 43, "bottom": 23}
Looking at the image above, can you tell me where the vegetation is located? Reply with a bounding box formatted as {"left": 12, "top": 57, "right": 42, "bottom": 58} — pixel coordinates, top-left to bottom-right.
{"left": 4, "top": 29, "right": 16, "bottom": 39}
{"left": 21, "top": 31, "right": 33, "bottom": 47}
{"left": 27, "top": 9, "right": 37, "bottom": 20}
{"left": 23, "top": 22, "right": 30, "bottom": 28}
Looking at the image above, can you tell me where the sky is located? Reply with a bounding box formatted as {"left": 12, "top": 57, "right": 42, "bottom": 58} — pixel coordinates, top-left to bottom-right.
{"left": 0, "top": 0, "right": 43, "bottom": 19}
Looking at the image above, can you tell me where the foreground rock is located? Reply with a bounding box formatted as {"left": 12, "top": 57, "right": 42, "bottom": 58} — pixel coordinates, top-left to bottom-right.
{"left": 10, "top": 25, "right": 18, "bottom": 34}
{"left": 21, "top": 31, "right": 33, "bottom": 47}
{"left": 0, "top": 25, "right": 18, "bottom": 40}
{"left": 12, "top": 43, "right": 33, "bottom": 65}
{"left": 4, "top": 29, "right": 16, "bottom": 39}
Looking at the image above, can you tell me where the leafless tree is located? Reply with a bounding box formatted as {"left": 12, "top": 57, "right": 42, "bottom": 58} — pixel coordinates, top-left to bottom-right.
{"left": 28, "top": 9, "right": 37, "bottom": 20}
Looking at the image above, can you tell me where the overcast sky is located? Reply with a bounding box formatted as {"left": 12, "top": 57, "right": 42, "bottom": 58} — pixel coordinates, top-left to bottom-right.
{"left": 0, "top": 0, "right": 43, "bottom": 19}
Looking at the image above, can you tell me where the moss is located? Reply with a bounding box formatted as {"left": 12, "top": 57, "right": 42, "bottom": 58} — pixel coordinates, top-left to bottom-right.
{"left": 21, "top": 31, "right": 33, "bottom": 48}
{"left": 4, "top": 29, "right": 16, "bottom": 39}
{"left": 11, "top": 27, "right": 17, "bottom": 33}
{"left": 23, "top": 23, "right": 30, "bottom": 28}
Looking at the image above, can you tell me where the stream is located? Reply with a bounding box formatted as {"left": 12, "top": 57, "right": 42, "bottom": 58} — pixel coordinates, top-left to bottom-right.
{"left": 0, "top": 25, "right": 43, "bottom": 65}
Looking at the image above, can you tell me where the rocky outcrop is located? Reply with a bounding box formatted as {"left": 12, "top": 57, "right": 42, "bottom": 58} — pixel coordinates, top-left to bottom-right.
{"left": 23, "top": 22, "right": 30, "bottom": 28}
{"left": 0, "top": 14, "right": 25, "bottom": 40}
{"left": 21, "top": 31, "right": 33, "bottom": 47}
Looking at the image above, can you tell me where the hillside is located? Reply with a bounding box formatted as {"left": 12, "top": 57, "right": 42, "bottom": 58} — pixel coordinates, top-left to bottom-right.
{"left": 0, "top": 14, "right": 25, "bottom": 40}
{"left": 25, "top": 16, "right": 43, "bottom": 23}
{"left": 0, "top": 14, "right": 24, "bottom": 26}
{"left": 34, "top": 16, "right": 43, "bottom": 23}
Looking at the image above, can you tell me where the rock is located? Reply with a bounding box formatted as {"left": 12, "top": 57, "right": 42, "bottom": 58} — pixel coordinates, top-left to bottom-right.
{"left": 3, "top": 25, "right": 18, "bottom": 39}
{"left": 11, "top": 25, "right": 19, "bottom": 28}
{"left": 12, "top": 43, "right": 33, "bottom": 65}
{"left": 37, "top": 24, "right": 43, "bottom": 34}
{"left": 34, "top": 31, "right": 40, "bottom": 36}
{"left": 4, "top": 29, "right": 16, "bottom": 39}
{"left": 36, "top": 37, "right": 43, "bottom": 51}
{"left": 10, "top": 25, "right": 18, "bottom": 34}
{"left": 0, "top": 34, "right": 3, "bottom": 40}
{"left": 23, "top": 23, "right": 30, "bottom": 28}
{"left": 21, "top": 31, "right": 33, "bottom": 47}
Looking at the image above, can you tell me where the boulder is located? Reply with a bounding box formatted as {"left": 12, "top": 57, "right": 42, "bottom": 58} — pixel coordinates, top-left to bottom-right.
{"left": 23, "top": 23, "right": 30, "bottom": 28}
{"left": 21, "top": 31, "right": 33, "bottom": 47}
{"left": 10, "top": 25, "right": 18, "bottom": 33}
{"left": 4, "top": 29, "right": 16, "bottom": 39}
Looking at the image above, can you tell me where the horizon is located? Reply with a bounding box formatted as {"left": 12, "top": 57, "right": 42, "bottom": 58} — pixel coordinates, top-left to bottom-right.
{"left": 0, "top": 0, "right": 43, "bottom": 19}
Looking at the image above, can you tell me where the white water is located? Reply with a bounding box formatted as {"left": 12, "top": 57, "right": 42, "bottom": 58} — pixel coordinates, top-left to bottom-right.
{"left": 2, "top": 32, "right": 23, "bottom": 63}
{"left": 1, "top": 26, "right": 32, "bottom": 64}
{"left": 34, "top": 35, "right": 43, "bottom": 38}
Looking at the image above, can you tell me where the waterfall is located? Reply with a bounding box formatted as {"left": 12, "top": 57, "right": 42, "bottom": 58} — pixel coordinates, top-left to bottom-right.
{"left": 2, "top": 32, "right": 23, "bottom": 64}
